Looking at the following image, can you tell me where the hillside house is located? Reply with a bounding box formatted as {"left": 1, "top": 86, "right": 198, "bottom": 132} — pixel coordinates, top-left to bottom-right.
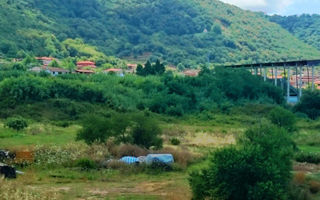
{"left": 75, "top": 69, "right": 95, "bottom": 74}
{"left": 183, "top": 69, "right": 200, "bottom": 77}
{"left": 76, "top": 61, "right": 96, "bottom": 74}
{"left": 77, "top": 61, "right": 96, "bottom": 69}
{"left": 29, "top": 66, "right": 69, "bottom": 76}
{"left": 104, "top": 68, "right": 124, "bottom": 76}
{"left": 44, "top": 67, "right": 69, "bottom": 76}
{"left": 36, "top": 57, "right": 54, "bottom": 66}
{"left": 126, "top": 63, "right": 137, "bottom": 73}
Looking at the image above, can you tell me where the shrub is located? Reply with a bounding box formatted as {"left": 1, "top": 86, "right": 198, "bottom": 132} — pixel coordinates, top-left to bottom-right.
{"left": 34, "top": 143, "right": 88, "bottom": 167}
{"left": 131, "top": 115, "right": 163, "bottom": 149}
{"left": 76, "top": 115, "right": 114, "bottom": 144}
{"left": 189, "top": 123, "right": 294, "bottom": 200}
{"left": 294, "top": 90, "right": 320, "bottom": 120}
{"left": 75, "top": 158, "right": 97, "bottom": 170}
{"left": 267, "top": 106, "right": 296, "bottom": 132}
{"left": 295, "top": 152, "right": 320, "bottom": 164}
{"left": 309, "top": 181, "right": 320, "bottom": 194}
{"left": 77, "top": 113, "right": 163, "bottom": 149}
{"left": 170, "top": 138, "right": 181, "bottom": 145}
{"left": 288, "top": 182, "right": 312, "bottom": 200}
{"left": 34, "top": 143, "right": 110, "bottom": 168}
{"left": 5, "top": 117, "right": 28, "bottom": 131}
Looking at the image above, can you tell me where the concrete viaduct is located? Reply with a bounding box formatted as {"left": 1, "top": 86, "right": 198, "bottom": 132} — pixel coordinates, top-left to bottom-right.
{"left": 224, "top": 59, "right": 320, "bottom": 103}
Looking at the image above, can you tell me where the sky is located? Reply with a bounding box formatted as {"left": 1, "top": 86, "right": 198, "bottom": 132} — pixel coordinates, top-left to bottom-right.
{"left": 220, "top": 0, "right": 320, "bottom": 15}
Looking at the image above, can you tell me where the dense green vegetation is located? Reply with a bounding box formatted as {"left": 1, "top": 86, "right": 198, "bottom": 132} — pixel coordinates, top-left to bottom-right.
{"left": 190, "top": 123, "right": 294, "bottom": 200}
{"left": 76, "top": 113, "right": 163, "bottom": 149}
{"left": 0, "top": 0, "right": 319, "bottom": 67}
{"left": 294, "top": 90, "right": 320, "bottom": 120}
{"left": 269, "top": 14, "right": 320, "bottom": 51}
{"left": 0, "top": 66, "right": 284, "bottom": 120}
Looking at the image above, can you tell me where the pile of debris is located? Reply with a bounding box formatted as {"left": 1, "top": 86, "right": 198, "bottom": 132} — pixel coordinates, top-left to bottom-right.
{"left": 0, "top": 150, "right": 16, "bottom": 178}
{"left": 120, "top": 154, "right": 174, "bottom": 166}
{"left": 0, "top": 150, "right": 27, "bottom": 179}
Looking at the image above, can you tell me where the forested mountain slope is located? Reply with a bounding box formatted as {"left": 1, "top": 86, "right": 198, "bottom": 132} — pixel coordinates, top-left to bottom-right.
{"left": 1, "top": 0, "right": 319, "bottom": 66}
{"left": 269, "top": 14, "right": 320, "bottom": 51}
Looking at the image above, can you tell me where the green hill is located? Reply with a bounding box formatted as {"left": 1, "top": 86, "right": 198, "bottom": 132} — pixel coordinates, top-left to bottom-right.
{"left": 1, "top": 0, "right": 319, "bottom": 66}
{"left": 269, "top": 14, "right": 320, "bottom": 51}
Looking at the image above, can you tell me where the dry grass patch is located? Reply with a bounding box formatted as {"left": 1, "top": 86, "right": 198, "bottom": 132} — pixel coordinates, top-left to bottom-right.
{"left": 0, "top": 178, "right": 59, "bottom": 200}
{"left": 185, "top": 132, "right": 236, "bottom": 147}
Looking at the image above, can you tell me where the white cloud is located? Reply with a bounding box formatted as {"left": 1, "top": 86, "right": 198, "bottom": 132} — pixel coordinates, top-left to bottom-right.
{"left": 220, "top": 0, "right": 294, "bottom": 14}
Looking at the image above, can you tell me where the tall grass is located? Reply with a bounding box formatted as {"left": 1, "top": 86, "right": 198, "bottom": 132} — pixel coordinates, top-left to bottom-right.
{"left": 0, "top": 178, "right": 58, "bottom": 200}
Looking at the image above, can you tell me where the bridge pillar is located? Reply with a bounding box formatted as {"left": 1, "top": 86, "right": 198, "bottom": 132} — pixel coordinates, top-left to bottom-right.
{"left": 299, "top": 65, "right": 302, "bottom": 99}
{"left": 263, "top": 65, "right": 266, "bottom": 82}
{"left": 287, "top": 65, "right": 290, "bottom": 102}
{"left": 312, "top": 65, "right": 315, "bottom": 91}
{"left": 275, "top": 66, "right": 278, "bottom": 87}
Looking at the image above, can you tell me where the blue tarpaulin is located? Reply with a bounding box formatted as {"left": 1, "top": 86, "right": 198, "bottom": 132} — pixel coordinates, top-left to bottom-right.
{"left": 145, "top": 154, "right": 174, "bottom": 165}
{"left": 120, "top": 156, "right": 139, "bottom": 164}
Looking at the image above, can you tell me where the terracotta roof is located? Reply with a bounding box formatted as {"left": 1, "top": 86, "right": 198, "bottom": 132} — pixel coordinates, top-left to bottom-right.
{"left": 36, "top": 57, "right": 54, "bottom": 61}
{"left": 105, "top": 68, "right": 122, "bottom": 72}
{"left": 77, "top": 61, "right": 95, "bottom": 65}
{"left": 76, "top": 69, "right": 94, "bottom": 73}
{"left": 127, "top": 64, "right": 137, "bottom": 68}
{"left": 184, "top": 70, "right": 200, "bottom": 77}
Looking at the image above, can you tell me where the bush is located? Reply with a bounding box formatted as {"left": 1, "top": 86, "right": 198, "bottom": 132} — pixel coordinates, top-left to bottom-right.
{"left": 130, "top": 114, "right": 163, "bottom": 149}
{"left": 267, "top": 106, "right": 296, "bottom": 132}
{"left": 77, "top": 113, "right": 163, "bottom": 149}
{"left": 76, "top": 115, "right": 114, "bottom": 144}
{"left": 294, "top": 90, "right": 320, "bottom": 120}
{"left": 34, "top": 144, "right": 88, "bottom": 167}
{"left": 75, "top": 158, "right": 97, "bottom": 170}
{"left": 5, "top": 117, "right": 28, "bottom": 131}
{"left": 131, "top": 115, "right": 163, "bottom": 149}
{"left": 295, "top": 152, "right": 320, "bottom": 164}
{"left": 189, "top": 123, "right": 294, "bottom": 200}
{"left": 309, "top": 181, "right": 320, "bottom": 194}
{"left": 288, "top": 183, "right": 312, "bottom": 200}
{"left": 170, "top": 138, "right": 181, "bottom": 145}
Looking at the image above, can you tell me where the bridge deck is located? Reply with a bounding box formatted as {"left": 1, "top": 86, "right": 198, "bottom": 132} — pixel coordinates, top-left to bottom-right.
{"left": 223, "top": 59, "right": 320, "bottom": 68}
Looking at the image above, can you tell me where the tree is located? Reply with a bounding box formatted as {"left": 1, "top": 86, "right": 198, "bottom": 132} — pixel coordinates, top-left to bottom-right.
{"left": 76, "top": 115, "right": 114, "bottom": 144}
{"left": 131, "top": 114, "right": 163, "bottom": 149}
{"left": 294, "top": 90, "right": 320, "bottom": 120}
{"left": 49, "top": 59, "right": 60, "bottom": 67}
{"left": 136, "top": 64, "right": 145, "bottom": 76}
{"left": 5, "top": 117, "right": 28, "bottom": 131}
{"left": 154, "top": 59, "right": 165, "bottom": 75}
{"left": 144, "top": 60, "right": 154, "bottom": 75}
{"left": 62, "top": 58, "right": 76, "bottom": 72}
{"left": 189, "top": 123, "right": 294, "bottom": 200}
{"left": 12, "top": 63, "right": 26, "bottom": 71}
{"left": 76, "top": 113, "right": 163, "bottom": 149}
{"left": 267, "top": 107, "right": 296, "bottom": 132}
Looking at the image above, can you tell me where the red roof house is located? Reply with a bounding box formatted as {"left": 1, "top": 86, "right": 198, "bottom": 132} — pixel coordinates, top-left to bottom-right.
{"left": 183, "top": 70, "right": 200, "bottom": 77}
{"left": 36, "top": 57, "right": 55, "bottom": 66}
{"left": 75, "top": 69, "right": 95, "bottom": 74}
{"left": 77, "top": 61, "right": 96, "bottom": 68}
